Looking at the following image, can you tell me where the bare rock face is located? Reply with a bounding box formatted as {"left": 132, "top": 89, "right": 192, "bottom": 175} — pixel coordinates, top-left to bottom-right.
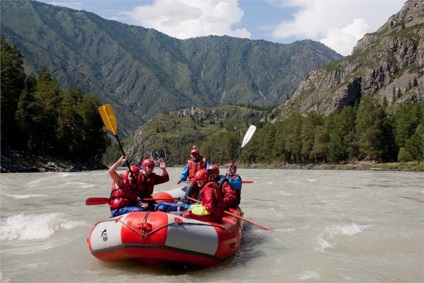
{"left": 276, "top": 0, "right": 424, "bottom": 118}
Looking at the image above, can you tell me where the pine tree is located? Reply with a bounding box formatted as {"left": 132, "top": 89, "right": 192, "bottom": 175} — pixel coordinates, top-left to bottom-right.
{"left": 257, "top": 123, "right": 276, "bottom": 162}
{"left": 356, "top": 97, "right": 396, "bottom": 162}
{"left": 337, "top": 106, "right": 358, "bottom": 161}
{"left": 273, "top": 120, "right": 289, "bottom": 162}
{"left": 311, "top": 125, "right": 329, "bottom": 163}
{"left": 57, "top": 88, "right": 83, "bottom": 157}
{"left": 15, "top": 74, "right": 37, "bottom": 149}
{"left": 301, "top": 112, "right": 322, "bottom": 163}
{"left": 284, "top": 113, "right": 303, "bottom": 163}
{"left": 78, "top": 94, "right": 108, "bottom": 162}
{"left": 28, "top": 68, "right": 61, "bottom": 153}
{"left": 1, "top": 38, "right": 26, "bottom": 147}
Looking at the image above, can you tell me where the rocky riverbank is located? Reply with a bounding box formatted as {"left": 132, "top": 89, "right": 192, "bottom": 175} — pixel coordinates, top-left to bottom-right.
{"left": 0, "top": 149, "right": 107, "bottom": 173}
{"left": 248, "top": 161, "right": 423, "bottom": 172}
{"left": 1, "top": 149, "right": 422, "bottom": 173}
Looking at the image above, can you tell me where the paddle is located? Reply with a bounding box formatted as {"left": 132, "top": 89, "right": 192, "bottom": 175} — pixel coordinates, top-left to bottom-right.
{"left": 228, "top": 125, "right": 256, "bottom": 170}
{"left": 98, "top": 104, "right": 139, "bottom": 188}
{"left": 86, "top": 197, "right": 177, "bottom": 206}
{"left": 184, "top": 180, "right": 254, "bottom": 184}
{"left": 187, "top": 197, "right": 273, "bottom": 231}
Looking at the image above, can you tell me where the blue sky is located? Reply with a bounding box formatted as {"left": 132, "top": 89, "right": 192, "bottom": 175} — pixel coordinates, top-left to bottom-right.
{"left": 38, "top": 0, "right": 406, "bottom": 56}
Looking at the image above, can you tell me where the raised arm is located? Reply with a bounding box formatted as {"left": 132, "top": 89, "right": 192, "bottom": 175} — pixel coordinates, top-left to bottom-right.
{"left": 109, "top": 155, "right": 125, "bottom": 186}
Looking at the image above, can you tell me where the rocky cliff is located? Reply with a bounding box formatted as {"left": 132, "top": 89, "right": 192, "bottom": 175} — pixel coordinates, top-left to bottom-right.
{"left": 275, "top": 0, "right": 424, "bottom": 118}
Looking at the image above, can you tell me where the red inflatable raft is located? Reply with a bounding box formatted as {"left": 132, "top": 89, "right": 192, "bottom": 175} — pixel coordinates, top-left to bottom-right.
{"left": 86, "top": 187, "right": 244, "bottom": 267}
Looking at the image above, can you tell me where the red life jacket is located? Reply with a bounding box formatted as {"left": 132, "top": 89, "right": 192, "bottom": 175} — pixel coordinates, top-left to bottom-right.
{"left": 191, "top": 181, "right": 224, "bottom": 222}
{"left": 109, "top": 177, "right": 138, "bottom": 210}
{"left": 137, "top": 172, "right": 170, "bottom": 202}
{"left": 187, "top": 157, "right": 207, "bottom": 180}
{"left": 226, "top": 174, "right": 241, "bottom": 207}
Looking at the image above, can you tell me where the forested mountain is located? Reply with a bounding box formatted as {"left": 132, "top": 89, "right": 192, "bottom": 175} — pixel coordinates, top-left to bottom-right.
{"left": 1, "top": 0, "right": 422, "bottom": 171}
{"left": 120, "top": 0, "right": 423, "bottom": 168}
{"left": 1, "top": 0, "right": 341, "bottom": 135}
{"left": 1, "top": 38, "right": 107, "bottom": 171}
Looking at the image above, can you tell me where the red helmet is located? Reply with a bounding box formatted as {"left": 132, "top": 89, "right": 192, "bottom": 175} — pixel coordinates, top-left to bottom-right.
{"left": 142, "top": 158, "right": 155, "bottom": 171}
{"left": 227, "top": 163, "right": 237, "bottom": 172}
{"left": 194, "top": 169, "right": 209, "bottom": 182}
{"left": 207, "top": 164, "right": 219, "bottom": 175}
{"left": 126, "top": 166, "right": 140, "bottom": 178}
{"left": 190, "top": 148, "right": 200, "bottom": 155}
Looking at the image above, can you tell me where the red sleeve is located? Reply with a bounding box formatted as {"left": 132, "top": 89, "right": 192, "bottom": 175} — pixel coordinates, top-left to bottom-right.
{"left": 154, "top": 173, "right": 169, "bottom": 185}
{"left": 201, "top": 183, "right": 215, "bottom": 213}
{"left": 222, "top": 181, "right": 236, "bottom": 207}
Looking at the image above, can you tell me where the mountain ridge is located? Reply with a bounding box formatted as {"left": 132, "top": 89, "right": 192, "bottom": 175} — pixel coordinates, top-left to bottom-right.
{"left": 274, "top": 0, "right": 424, "bottom": 119}
{"left": 1, "top": 0, "right": 341, "bottom": 135}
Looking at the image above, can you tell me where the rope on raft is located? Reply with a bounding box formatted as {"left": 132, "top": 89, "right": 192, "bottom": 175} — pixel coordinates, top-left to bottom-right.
{"left": 117, "top": 211, "right": 240, "bottom": 238}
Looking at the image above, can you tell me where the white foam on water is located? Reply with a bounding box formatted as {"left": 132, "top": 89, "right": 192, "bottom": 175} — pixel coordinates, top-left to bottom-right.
{"left": 27, "top": 178, "right": 50, "bottom": 186}
{"left": 57, "top": 182, "right": 96, "bottom": 189}
{"left": 278, "top": 190, "right": 292, "bottom": 196}
{"left": 316, "top": 223, "right": 370, "bottom": 252}
{"left": 280, "top": 227, "right": 295, "bottom": 233}
{"left": 0, "top": 271, "right": 10, "bottom": 283}
{"left": 0, "top": 213, "right": 86, "bottom": 241}
{"left": 299, "top": 270, "right": 320, "bottom": 280}
{"left": 3, "top": 193, "right": 47, "bottom": 199}
{"left": 269, "top": 207, "right": 284, "bottom": 217}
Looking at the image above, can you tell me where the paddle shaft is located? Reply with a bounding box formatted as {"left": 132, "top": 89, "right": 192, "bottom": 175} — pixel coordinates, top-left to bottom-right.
{"left": 86, "top": 196, "right": 178, "bottom": 206}
{"left": 187, "top": 197, "right": 273, "bottom": 231}
{"left": 184, "top": 180, "right": 254, "bottom": 184}
{"left": 114, "top": 134, "right": 140, "bottom": 189}
{"left": 229, "top": 148, "right": 242, "bottom": 171}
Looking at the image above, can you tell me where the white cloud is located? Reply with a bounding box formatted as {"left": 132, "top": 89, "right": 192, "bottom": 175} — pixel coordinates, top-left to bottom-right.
{"left": 320, "top": 18, "right": 369, "bottom": 56}
{"left": 269, "top": 0, "right": 405, "bottom": 55}
{"left": 121, "top": 0, "right": 250, "bottom": 39}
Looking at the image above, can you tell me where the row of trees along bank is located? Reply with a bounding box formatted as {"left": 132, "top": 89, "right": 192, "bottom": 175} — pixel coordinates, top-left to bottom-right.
{"left": 1, "top": 38, "right": 107, "bottom": 164}
{"left": 231, "top": 99, "right": 423, "bottom": 166}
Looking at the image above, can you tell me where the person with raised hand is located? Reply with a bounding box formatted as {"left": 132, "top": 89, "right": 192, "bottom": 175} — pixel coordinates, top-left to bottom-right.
{"left": 108, "top": 155, "right": 144, "bottom": 217}
{"left": 137, "top": 157, "right": 169, "bottom": 211}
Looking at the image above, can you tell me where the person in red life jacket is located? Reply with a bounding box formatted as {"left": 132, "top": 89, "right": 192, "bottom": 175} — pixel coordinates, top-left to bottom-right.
{"left": 108, "top": 155, "right": 144, "bottom": 217}
{"left": 177, "top": 147, "right": 210, "bottom": 184}
{"left": 207, "top": 164, "right": 238, "bottom": 210}
{"left": 137, "top": 157, "right": 170, "bottom": 211}
{"left": 182, "top": 169, "right": 224, "bottom": 223}
{"left": 226, "top": 163, "right": 242, "bottom": 207}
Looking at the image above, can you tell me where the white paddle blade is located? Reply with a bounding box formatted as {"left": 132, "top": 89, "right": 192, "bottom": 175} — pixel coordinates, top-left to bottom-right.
{"left": 241, "top": 125, "right": 256, "bottom": 148}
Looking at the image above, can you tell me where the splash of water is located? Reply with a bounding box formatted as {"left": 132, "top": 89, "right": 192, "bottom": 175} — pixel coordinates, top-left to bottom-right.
{"left": 0, "top": 213, "right": 86, "bottom": 241}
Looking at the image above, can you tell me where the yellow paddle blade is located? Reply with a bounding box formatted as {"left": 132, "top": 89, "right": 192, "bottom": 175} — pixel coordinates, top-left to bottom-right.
{"left": 98, "top": 104, "right": 117, "bottom": 135}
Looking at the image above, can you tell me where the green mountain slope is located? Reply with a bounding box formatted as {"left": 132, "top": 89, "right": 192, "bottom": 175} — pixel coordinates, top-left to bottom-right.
{"left": 1, "top": 0, "right": 341, "bottom": 135}
{"left": 122, "top": 105, "right": 267, "bottom": 166}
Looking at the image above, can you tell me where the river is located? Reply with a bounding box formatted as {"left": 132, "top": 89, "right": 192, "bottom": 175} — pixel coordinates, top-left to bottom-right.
{"left": 0, "top": 168, "right": 423, "bottom": 282}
